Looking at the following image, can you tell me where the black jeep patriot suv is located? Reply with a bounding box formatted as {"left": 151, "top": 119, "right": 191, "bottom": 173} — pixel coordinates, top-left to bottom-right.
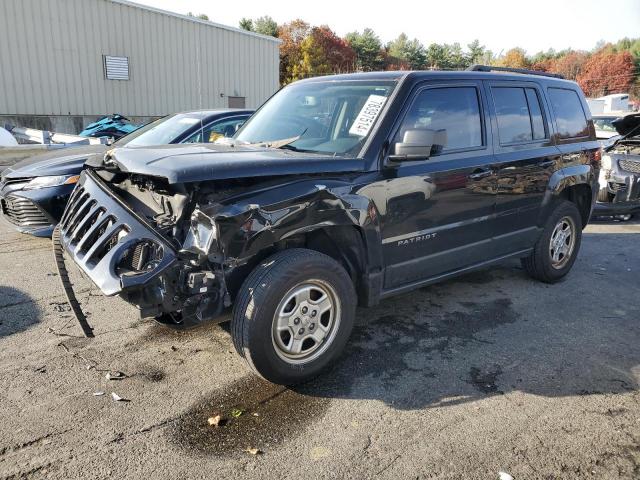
{"left": 54, "top": 66, "right": 599, "bottom": 385}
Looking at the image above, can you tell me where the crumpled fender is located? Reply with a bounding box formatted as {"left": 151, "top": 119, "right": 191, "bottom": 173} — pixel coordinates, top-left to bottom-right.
{"left": 210, "top": 179, "right": 384, "bottom": 273}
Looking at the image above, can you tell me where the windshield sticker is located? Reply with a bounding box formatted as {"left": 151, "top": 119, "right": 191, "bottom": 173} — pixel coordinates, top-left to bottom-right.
{"left": 349, "top": 95, "right": 388, "bottom": 137}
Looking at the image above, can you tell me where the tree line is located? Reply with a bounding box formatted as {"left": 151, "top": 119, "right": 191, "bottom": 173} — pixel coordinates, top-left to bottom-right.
{"left": 236, "top": 16, "right": 640, "bottom": 99}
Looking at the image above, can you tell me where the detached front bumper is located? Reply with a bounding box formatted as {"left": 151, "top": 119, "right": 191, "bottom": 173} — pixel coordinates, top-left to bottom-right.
{"left": 57, "top": 170, "right": 178, "bottom": 296}
{"left": 57, "top": 170, "right": 227, "bottom": 329}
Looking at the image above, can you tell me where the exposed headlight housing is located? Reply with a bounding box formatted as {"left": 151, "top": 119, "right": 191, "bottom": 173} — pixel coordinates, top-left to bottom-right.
{"left": 23, "top": 175, "right": 80, "bottom": 190}
{"left": 601, "top": 154, "right": 612, "bottom": 171}
{"left": 181, "top": 209, "right": 218, "bottom": 255}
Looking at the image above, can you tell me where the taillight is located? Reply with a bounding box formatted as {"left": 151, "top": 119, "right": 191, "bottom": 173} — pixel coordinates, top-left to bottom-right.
{"left": 594, "top": 149, "right": 601, "bottom": 165}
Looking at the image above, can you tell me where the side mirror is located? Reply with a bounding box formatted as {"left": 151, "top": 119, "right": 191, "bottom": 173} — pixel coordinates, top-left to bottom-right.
{"left": 388, "top": 129, "right": 446, "bottom": 162}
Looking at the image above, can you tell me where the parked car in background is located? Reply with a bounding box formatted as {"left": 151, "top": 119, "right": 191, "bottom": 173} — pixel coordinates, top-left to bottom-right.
{"left": 595, "top": 113, "right": 640, "bottom": 220}
{"left": 593, "top": 114, "right": 625, "bottom": 140}
{"left": 55, "top": 67, "right": 599, "bottom": 385}
{"left": 0, "top": 109, "right": 252, "bottom": 236}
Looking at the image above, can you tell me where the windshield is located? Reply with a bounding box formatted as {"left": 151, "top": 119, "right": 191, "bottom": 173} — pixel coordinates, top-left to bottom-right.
{"left": 235, "top": 80, "right": 397, "bottom": 156}
{"left": 116, "top": 113, "right": 206, "bottom": 147}
{"left": 593, "top": 117, "right": 618, "bottom": 132}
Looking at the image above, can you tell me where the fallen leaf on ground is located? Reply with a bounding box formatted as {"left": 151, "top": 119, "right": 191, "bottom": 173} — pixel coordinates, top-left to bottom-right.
{"left": 231, "top": 408, "right": 244, "bottom": 418}
{"left": 207, "top": 415, "right": 223, "bottom": 426}
{"left": 246, "top": 447, "right": 262, "bottom": 455}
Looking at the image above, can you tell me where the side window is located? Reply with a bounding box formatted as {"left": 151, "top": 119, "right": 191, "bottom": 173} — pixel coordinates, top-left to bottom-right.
{"left": 394, "top": 86, "right": 483, "bottom": 156}
{"left": 491, "top": 87, "right": 548, "bottom": 144}
{"left": 547, "top": 88, "right": 589, "bottom": 139}
{"left": 183, "top": 117, "right": 247, "bottom": 143}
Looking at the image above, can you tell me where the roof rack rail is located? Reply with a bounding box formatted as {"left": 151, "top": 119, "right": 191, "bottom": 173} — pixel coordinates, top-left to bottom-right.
{"left": 466, "top": 64, "right": 565, "bottom": 79}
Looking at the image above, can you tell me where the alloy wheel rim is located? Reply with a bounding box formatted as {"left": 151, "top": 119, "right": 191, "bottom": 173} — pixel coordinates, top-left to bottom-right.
{"left": 549, "top": 216, "right": 576, "bottom": 269}
{"left": 271, "top": 280, "right": 341, "bottom": 364}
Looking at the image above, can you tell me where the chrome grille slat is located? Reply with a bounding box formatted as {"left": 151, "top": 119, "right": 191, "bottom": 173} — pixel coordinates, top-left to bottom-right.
{"left": 619, "top": 159, "right": 640, "bottom": 174}
{"left": 1, "top": 195, "right": 50, "bottom": 227}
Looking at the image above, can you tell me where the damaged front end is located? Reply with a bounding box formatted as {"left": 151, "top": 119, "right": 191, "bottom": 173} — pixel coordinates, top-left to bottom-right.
{"left": 54, "top": 169, "right": 229, "bottom": 335}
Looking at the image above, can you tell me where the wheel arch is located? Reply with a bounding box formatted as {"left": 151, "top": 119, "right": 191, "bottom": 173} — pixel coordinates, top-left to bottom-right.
{"left": 216, "top": 187, "right": 385, "bottom": 307}
{"left": 543, "top": 165, "right": 596, "bottom": 228}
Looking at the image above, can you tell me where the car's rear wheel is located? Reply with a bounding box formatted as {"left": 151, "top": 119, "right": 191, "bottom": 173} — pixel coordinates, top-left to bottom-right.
{"left": 231, "top": 248, "right": 356, "bottom": 385}
{"left": 521, "top": 200, "right": 582, "bottom": 283}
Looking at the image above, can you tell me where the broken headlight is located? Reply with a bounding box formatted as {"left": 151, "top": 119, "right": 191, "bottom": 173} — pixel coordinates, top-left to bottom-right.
{"left": 182, "top": 209, "right": 218, "bottom": 255}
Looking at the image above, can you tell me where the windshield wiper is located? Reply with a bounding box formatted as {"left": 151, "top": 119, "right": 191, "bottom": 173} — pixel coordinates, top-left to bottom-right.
{"left": 243, "top": 128, "right": 309, "bottom": 150}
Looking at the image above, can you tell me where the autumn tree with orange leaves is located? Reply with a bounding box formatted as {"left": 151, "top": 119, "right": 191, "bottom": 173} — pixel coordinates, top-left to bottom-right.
{"left": 577, "top": 50, "right": 636, "bottom": 97}
{"left": 296, "top": 26, "right": 356, "bottom": 79}
{"left": 278, "top": 20, "right": 311, "bottom": 84}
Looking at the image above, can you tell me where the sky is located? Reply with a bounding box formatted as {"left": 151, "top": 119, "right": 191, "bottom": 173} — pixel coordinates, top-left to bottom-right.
{"left": 134, "top": 0, "right": 640, "bottom": 55}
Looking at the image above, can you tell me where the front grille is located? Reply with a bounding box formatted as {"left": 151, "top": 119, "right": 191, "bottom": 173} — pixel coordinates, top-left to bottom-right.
{"left": 59, "top": 171, "right": 176, "bottom": 296}
{"left": 0, "top": 195, "right": 50, "bottom": 227}
{"left": 619, "top": 159, "right": 640, "bottom": 174}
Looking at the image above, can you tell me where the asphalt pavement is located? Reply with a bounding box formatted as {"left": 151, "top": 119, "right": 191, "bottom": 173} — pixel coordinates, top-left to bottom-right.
{"left": 0, "top": 217, "right": 638, "bottom": 479}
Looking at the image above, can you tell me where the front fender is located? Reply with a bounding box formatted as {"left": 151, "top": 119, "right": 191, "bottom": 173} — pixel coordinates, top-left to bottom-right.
{"left": 212, "top": 180, "right": 384, "bottom": 272}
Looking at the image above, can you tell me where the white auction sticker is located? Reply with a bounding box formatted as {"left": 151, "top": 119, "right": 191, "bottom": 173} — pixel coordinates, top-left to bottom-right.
{"left": 348, "top": 95, "right": 388, "bottom": 137}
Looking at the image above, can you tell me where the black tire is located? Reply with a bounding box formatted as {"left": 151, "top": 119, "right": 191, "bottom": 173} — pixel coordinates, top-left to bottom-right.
{"left": 231, "top": 248, "right": 356, "bottom": 385}
{"left": 597, "top": 188, "right": 610, "bottom": 203}
{"left": 521, "top": 200, "right": 582, "bottom": 283}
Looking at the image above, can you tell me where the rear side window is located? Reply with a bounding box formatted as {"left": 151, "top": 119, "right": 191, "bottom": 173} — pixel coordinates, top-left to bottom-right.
{"left": 547, "top": 88, "right": 589, "bottom": 139}
{"left": 491, "top": 87, "right": 548, "bottom": 144}
{"left": 395, "top": 86, "right": 483, "bottom": 156}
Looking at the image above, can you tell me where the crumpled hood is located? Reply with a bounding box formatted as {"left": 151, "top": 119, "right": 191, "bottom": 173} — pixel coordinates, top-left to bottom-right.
{"left": 100, "top": 143, "right": 366, "bottom": 184}
{"left": 3, "top": 145, "right": 106, "bottom": 178}
{"left": 613, "top": 113, "right": 640, "bottom": 137}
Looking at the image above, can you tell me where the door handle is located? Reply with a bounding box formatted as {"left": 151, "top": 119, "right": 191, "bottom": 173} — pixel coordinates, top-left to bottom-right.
{"left": 468, "top": 168, "right": 493, "bottom": 180}
{"left": 538, "top": 160, "right": 556, "bottom": 168}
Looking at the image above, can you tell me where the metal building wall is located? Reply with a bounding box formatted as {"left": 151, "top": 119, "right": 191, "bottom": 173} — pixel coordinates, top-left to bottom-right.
{"left": 0, "top": 0, "right": 280, "bottom": 117}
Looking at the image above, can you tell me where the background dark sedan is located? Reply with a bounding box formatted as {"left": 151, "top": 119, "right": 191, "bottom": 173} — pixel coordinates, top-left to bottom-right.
{"left": 0, "top": 109, "right": 252, "bottom": 236}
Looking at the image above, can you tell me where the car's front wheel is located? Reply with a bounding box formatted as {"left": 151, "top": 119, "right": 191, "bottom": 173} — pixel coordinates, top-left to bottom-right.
{"left": 521, "top": 200, "right": 582, "bottom": 283}
{"left": 231, "top": 248, "right": 356, "bottom": 385}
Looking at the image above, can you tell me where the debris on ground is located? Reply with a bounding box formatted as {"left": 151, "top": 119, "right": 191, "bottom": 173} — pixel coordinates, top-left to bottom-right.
{"left": 33, "top": 365, "right": 47, "bottom": 373}
{"left": 105, "top": 371, "right": 125, "bottom": 380}
{"left": 230, "top": 408, "right": 244, "bottom": 418}
{"left": 111, "top": 392, "right": 129, "bottom": 402}
{"left": 93, "top": 391, "right": 105, "bottom": 396}
{"left": 498, "top": 472, "right": 514, "bottom": 480}
{"left": 246, "top": 447, "right": 262, "bottom": 455}
{"left": 207, "top": 415, "right": 223, "bottom": 427}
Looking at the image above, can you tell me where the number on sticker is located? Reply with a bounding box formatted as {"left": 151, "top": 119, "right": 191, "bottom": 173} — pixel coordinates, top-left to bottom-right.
{"left": 349, "top": 95, "right": 388, "bottom": 137}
